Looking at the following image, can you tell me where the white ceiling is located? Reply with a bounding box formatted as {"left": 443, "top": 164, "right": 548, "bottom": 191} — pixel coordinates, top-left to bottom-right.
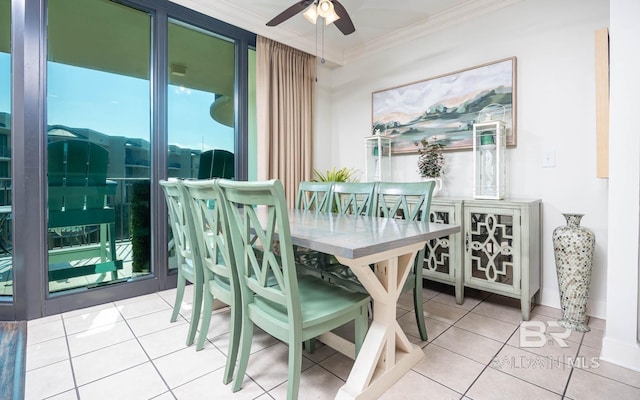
{"left": 174, "top": 0, "right": 521, "bottom": 66}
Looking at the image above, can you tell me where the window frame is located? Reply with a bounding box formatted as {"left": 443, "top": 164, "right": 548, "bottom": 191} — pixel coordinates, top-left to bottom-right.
{"left": 3, "top": 0, "right": 255, "bottom": 320}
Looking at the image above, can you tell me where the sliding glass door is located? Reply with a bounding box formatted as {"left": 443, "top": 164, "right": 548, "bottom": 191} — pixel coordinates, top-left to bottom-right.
{"left": 46, "top": 0, "right": 152, "bottom": 294}
{"left": 5, "top": 0, "right": 255, "bottom": 320}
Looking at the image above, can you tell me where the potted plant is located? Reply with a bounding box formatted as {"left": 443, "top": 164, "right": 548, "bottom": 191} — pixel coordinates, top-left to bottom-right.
{"left": 415, "top": 138, "right": 444, "bottom": 195}
{"left": 312, "top": 166, "right": 359, "bottom": 183}
{"left": 312, "top": 167, "right": 359, "bottom": 214}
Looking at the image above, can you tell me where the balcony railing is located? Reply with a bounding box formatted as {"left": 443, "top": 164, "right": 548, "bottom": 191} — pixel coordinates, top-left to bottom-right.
{"left": 0, "top": 177, "right": 151, "bottom": 255}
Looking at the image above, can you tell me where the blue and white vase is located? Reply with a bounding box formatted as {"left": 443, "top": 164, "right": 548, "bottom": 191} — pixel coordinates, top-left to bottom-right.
{"left": 552, "top": 213, "right": 595, "bottom": 332}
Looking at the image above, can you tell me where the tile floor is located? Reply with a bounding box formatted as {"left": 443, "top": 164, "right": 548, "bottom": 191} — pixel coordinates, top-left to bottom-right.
{"left": 25, "top": 282, "right": 640, "bottom": 400}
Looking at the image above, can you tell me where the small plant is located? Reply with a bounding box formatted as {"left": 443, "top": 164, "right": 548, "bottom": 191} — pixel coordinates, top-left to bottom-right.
{"left": 415, "top": 138, "right": 445, "bottom": 178}
{"left": 312, "top": 167, "right": 359, "bottom": 182}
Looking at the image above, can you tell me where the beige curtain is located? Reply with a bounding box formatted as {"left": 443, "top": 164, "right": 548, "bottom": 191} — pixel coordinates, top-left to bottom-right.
{"left": 256, "top": 36, "right": 315, "bottom": 208}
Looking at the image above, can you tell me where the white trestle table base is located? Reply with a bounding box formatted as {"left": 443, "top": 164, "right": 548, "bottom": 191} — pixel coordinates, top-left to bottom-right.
{"left": 258, "top": 209, "right": 460, "bottom": 399}
{"left": 333, "top": 243, "right": 425, "bottom": 400}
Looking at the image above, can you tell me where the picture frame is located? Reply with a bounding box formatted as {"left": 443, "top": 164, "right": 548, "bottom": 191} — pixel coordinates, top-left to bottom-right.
{"left": 372, "top": 57, "right": 517, "bottom": 153}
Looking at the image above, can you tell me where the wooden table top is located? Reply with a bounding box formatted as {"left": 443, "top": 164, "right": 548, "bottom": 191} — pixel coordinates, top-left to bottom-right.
{"left": 256, "top": 208, "right": 460, "bottom": 260}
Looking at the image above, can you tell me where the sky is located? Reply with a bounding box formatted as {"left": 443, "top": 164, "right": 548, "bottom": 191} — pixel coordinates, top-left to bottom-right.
{"left": 0, "top": 54, "right": 9, "bottom": 114}
{"left": 0, "top": 52, "right": 234, "bottom": 153}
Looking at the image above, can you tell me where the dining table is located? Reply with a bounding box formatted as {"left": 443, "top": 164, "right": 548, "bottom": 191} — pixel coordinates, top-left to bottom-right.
{"left": 259, "top": 208, "right": 460, "bottom": 400}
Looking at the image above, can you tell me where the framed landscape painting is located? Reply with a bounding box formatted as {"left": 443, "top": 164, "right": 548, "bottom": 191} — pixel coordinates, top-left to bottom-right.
{"left": 372, "top": 57, "right": 517, "bottom": 153}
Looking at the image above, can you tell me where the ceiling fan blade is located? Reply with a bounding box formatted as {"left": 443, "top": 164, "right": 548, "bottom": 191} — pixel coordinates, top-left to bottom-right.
{"left": 331, "top": 0, "right": 355, "bottom": 35}
{"left": 266, "top": 0, "right": 315, "bottom": 26}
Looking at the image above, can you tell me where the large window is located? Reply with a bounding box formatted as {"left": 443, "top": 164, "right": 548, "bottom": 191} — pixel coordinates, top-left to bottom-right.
{"left": 167, "top": 20, "right": 236, "bottom": 180}
{"left": 46, "top": 0, "right": 152, "bottom": 293}
{"left": 5, "top": 0, "right": 255, "bottom": 319}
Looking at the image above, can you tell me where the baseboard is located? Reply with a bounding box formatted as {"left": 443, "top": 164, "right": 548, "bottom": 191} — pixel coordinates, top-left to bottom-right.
{"left": 600, "top": 336, "right": 640, "bottom": 372}
{"left": 539, "top": 287, "right": 607, "bottom": 319}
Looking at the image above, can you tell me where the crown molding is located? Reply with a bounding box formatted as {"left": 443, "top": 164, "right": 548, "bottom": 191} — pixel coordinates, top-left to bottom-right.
{"left": 342, "top": 0, "right": 522, "bottom": 64}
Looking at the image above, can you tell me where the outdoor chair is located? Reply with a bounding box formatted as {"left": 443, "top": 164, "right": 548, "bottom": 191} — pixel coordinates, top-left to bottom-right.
{"left": 198, "top": 149, "right": 234, "bottom": 180}
{"left": 47, "top": 139, "right": 122, "bottom": 282}
{"left": 219, "top": 179, "right": 370, "bottom": 400}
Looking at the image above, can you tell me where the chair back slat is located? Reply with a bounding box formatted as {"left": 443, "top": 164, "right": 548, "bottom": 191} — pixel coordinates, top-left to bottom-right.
{"left": 375, "top": 181, "right": 435, "bottom": 222}
{"left": 220, "top": 179, "right": 300, "bottom": 317}
{"left": 245, "top": 206, "right": 286, "bottom": 294}
{"left": 329, "top": 182, "right": 376, "bottom": 216}
{"left": 295, "top": 181, "right": 333, "bottom": 212}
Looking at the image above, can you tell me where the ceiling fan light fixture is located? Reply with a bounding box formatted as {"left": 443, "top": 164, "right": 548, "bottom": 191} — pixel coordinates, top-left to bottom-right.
{"left": 323, "top": 10, "right": 340, "bottom": 25}
{"left": 317, "top": 0, "right": 338, "bottom": 20}
{"left": 303, "top": 4, "right": 318, "bottom": 24}
{"left": 266, "top": 0, "right": 355, "bottom": 35}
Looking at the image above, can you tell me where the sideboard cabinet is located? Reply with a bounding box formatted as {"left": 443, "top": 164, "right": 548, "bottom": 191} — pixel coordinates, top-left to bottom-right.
{"left": 423, "top": 198, "right": 541, "bottom": 320}
{"left": 423, "top": 200, "right": 464, "bottom": 304}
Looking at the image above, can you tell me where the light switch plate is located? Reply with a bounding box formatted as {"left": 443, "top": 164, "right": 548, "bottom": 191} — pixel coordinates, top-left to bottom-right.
{"left": 542, "top": 151, "right": 556, "bottom": 168}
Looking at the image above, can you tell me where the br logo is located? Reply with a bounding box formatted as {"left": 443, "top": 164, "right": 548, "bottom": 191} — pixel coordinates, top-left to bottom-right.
{"left": 519, "top": 321, "right": 571, "bottom": 348}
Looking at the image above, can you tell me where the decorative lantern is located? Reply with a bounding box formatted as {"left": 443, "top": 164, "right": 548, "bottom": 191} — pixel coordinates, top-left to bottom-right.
{"left": 473, "top": 104, "right": 506, "bottom": 199}
{"left": 365, "top": 135, "right": 391, "bottom": 182}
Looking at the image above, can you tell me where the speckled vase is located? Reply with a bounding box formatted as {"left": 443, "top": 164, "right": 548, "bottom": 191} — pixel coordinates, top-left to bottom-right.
{"left": 552, "top": 213, "right": 595, "bottom": 332}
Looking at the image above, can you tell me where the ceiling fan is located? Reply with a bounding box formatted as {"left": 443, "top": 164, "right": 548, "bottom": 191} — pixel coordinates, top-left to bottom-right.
{"left": 266, "top": 0, "right": 356, "bottom": 35}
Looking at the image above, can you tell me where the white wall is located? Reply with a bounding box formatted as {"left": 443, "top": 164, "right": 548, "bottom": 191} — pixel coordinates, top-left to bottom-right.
{"left": 313, "top": 64, "right": 334, "bottom": 175}
{"left": 319, "top": 0, "right": 610, "bottom": 317}
{"left": 601, "top": 0, "right": 640, "bottom": 372}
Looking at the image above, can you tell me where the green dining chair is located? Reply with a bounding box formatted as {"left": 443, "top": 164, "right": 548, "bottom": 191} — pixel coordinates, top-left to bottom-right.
{"left": 182, "top": 179, "right": 240, "bottom": 384}
{"left": 320, "top": 181, "right": 377, "bottom": 284}
{"left": 218, "top": 179, "right": 370, "bottom": 400}
{"left": 293, "top": 181, "right": 334, "bottom": 280}
{"left": 325, "top": 181, "right": 436, "bottom": 341}
{"left": 295, "top": 181, "right": 333, "bottom": 212}
{"left": 328, "top": 181, "right": 377, "bottom": 216}
{"left": 159, "top": 179, "right": 203, "bottom": 347}
{"left": 375, "top": 181, "right": 435, "bottom": 340}
{"left": 294, "top": 181, "right": 336, "bottom": 352}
